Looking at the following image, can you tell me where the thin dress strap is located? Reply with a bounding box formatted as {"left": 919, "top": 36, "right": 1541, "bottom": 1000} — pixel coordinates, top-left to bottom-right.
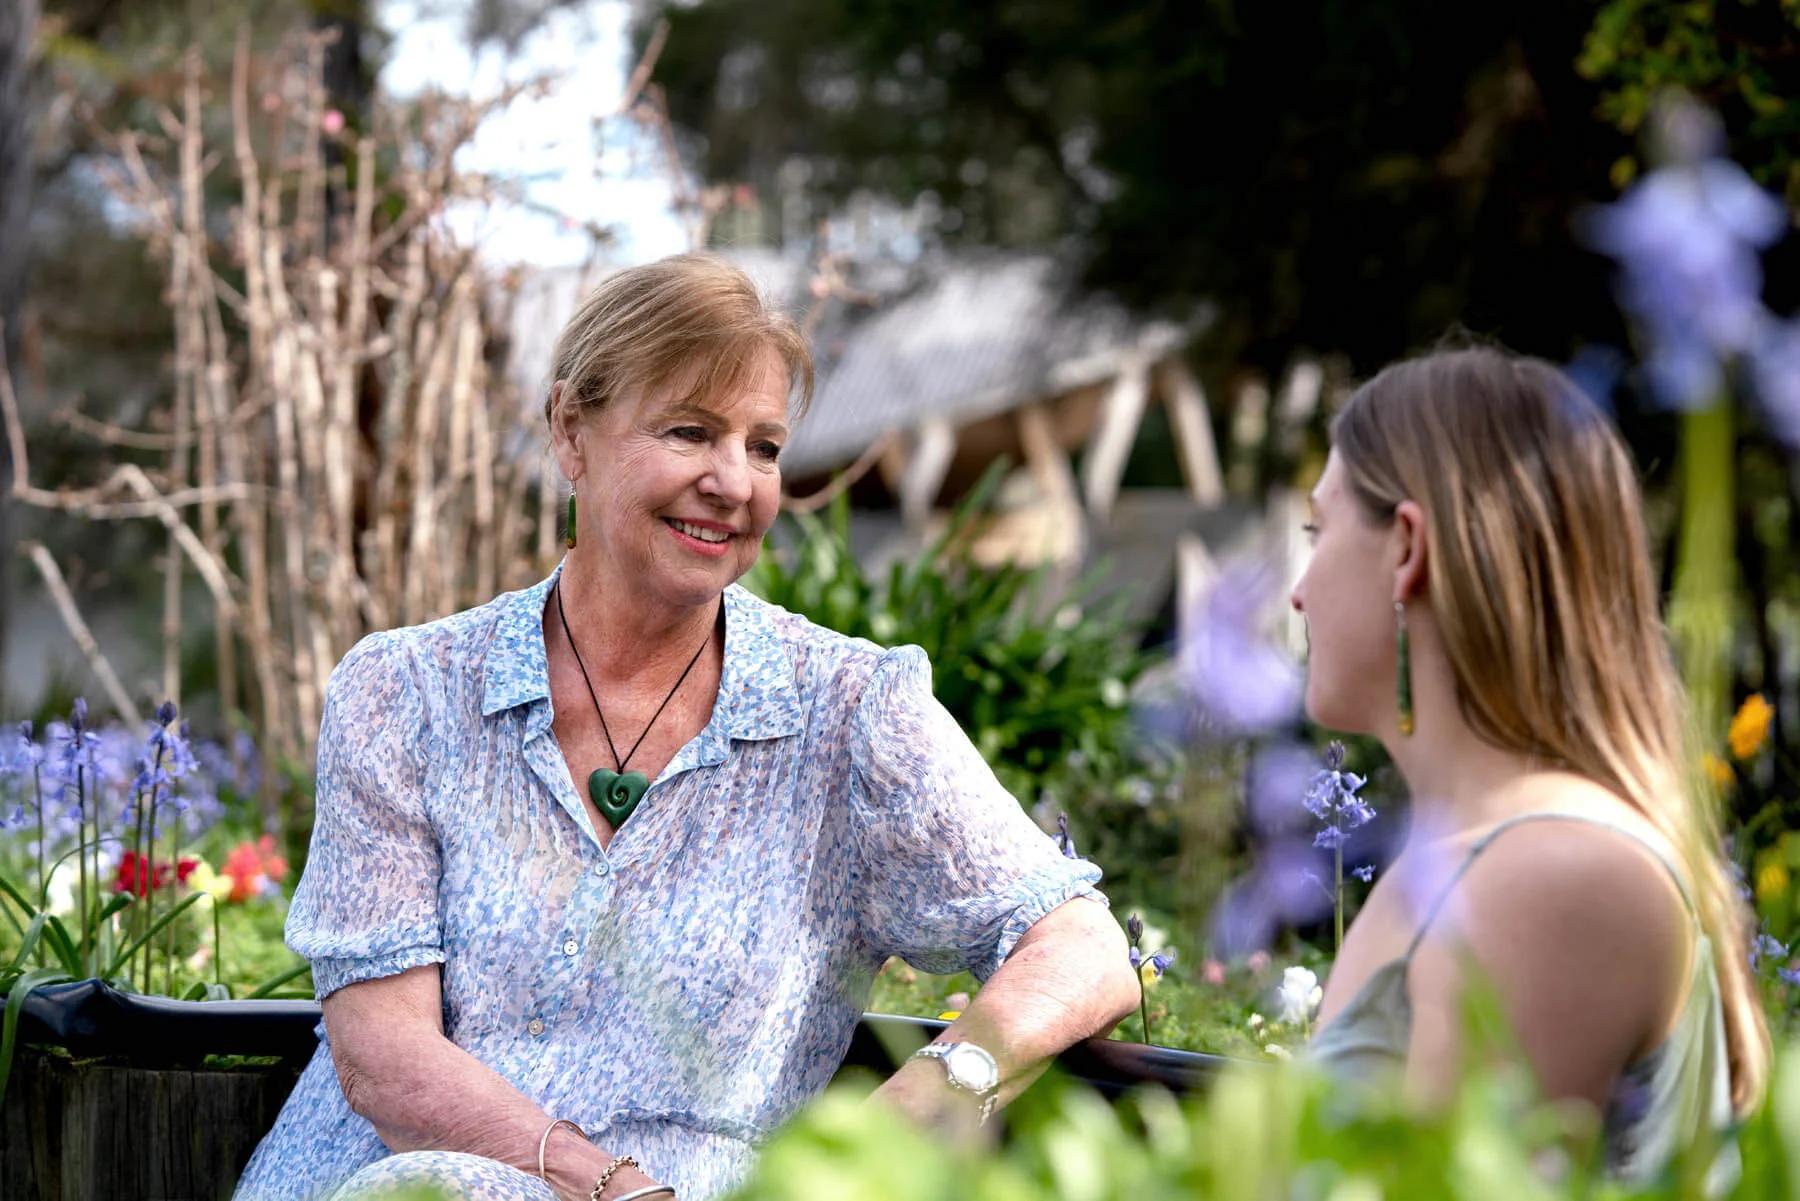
{"left": 1404, "top": 810, "right": 1698, "bottom": 960}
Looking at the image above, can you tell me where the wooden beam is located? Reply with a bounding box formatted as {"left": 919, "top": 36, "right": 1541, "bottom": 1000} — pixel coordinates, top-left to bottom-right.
{"left": 1174, "top": 532, "right": 1216, "bottom": 651}
{"left": 1016, "top": 401, "right": 1080, "bottom": 510}
{"left": 900, "top": 416, "right": 956, "bottom": 529}
{"left": 1157, "top": 358, "right": 1225, "bottom": 508}
{"left": 1080, "top": 356, "right": 1150, "bottom": 522}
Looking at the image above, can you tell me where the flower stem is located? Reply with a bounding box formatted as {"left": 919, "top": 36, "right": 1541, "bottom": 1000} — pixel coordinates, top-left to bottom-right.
{"left": 1138, "top": 978, "right": 1152, "bottom": 1045}
{"left": 135, "top": 738, "right": 167, "bottom": 991}
{"left": 213, "top": 896, "right": 223, "bottom": 986}
{"left": 164, "top": 805, "right": 181, "bottom": 995}
{"left": 31, "top": 762, "right": 45, "bottom": 961}
{"left": 76, "top": 765, "right": 89, "bottom": 969}
{"left": 1334, "top": 844, "right": 1344, "bottom": 956}
{"left": 1668, "top": 401, "right": 1736, "bottom": 739}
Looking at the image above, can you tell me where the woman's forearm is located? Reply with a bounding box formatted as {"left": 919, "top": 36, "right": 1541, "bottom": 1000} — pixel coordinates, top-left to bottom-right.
{"left": 870, "top": 896, "right": 1139, "bottom": 1126}
{"left": 327, "top": 972, "right": 659, "bottom": 1200}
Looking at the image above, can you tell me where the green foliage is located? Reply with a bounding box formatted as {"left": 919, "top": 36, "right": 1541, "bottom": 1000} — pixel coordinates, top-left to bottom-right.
{"left": 1579, "top": 0, "right": 1800, "bottom": 202}
{"left": 741, "top": 471, "right": 1160, "bottom": 809}
{"left": 646, "top": 0, "right": 1636, "bottom": 369}
{"left": 723, "top": 1039, "right": 1800, "bottom": 1201}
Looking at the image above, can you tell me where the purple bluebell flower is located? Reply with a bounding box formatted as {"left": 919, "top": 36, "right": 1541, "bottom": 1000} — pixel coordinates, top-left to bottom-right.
{"left": 1129, "top": 945, "right": 1175, "bottom": 976}
{"left": 1779, "top": 965, "right": 1800, "bottom": 988}
{"left": 1055, "top": 813, "right": 1079, "bottom": 859}
{"left": 1176, "top": 557, "right": 1303, "bottom": 739}
{"left": 1304, "top": 741, "right": 1373, "bottom": 850}
{"left": 1751, "top": 931, "right": 1787, "bottom": 971}
{"left": 1351, "top": 863, "right": 1376, "bottom": 883}
{"left": 1126, "top": 913, "right": 1144, "bottom": 944}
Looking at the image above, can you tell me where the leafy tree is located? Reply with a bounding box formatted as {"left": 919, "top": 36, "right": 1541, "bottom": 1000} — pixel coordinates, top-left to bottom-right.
{"left": 638, "top": 0, "right": 1799, "bottom": 373}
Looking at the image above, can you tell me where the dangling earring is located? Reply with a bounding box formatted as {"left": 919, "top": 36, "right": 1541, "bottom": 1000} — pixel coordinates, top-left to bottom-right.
{"left": 565, "top": 491, "right": 577, "bottom": 549}
{"left": 1395, "top": 600, "right": 1415, "bottom": 736}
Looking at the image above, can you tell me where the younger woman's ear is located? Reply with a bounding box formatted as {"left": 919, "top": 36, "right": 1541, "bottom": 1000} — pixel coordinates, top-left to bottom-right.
{"left": 1392, "top": 498, "right": 1429, "bottom": 602}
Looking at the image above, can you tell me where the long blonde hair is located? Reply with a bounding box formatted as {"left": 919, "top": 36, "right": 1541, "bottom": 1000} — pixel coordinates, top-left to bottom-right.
{"left": 1331, "top": 344, "right": 1769, "bottom": 1114}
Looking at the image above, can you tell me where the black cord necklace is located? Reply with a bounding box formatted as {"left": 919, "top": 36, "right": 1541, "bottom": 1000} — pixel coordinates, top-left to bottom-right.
{"left": 552, "top": 579, "right": 713, "bottom": 827}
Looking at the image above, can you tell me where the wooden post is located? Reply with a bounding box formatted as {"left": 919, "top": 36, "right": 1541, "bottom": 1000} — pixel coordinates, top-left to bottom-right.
{"left": 1080, "top": 356, "right": 1150, "bottom": 522}
{"left": 1156, "top": 358, "right": 1225, "bottom": 508}
{"left": 899, "top": 416, "right": 956, "bottom": 530}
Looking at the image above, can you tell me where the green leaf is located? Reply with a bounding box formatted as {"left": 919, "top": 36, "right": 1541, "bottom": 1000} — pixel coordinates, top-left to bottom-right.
{"left": 0, "top": 966, "right": 73, "bottom": 1108}
{"left": 102, "top": 891, "right": 204, "bottom": 980}
{"left": 245, "top": 962, "right": 312, "bottom": 999}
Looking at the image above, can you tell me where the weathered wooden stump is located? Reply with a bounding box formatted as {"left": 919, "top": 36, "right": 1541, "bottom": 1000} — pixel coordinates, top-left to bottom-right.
{"left": 1, "top": 1047, "right": 303, "bottom": 1200}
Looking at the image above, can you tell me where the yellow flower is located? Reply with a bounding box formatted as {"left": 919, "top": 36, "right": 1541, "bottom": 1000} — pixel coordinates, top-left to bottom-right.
{"left": 936, "top": 1010, "right": 962, "bottom": 1021}
{"left": 1702, "top": 753, "right": 1734, "bottom": 792}
{"left": 1140, "top": 962, "right": 1163, "bottom": 989}
{"left": 1729, "top": 694, "right": 1774, "bottom": 760}
{"left": 1757, "top": 862, "right": 1791, "bottom": 905}
{"left": 186, "top": 860, "right": 233, "bottom": 904}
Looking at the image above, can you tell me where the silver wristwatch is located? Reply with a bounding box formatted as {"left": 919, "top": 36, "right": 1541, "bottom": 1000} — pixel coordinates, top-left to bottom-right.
{"left": 911, "top": 1041, "right": 1000, "bottom": 1124}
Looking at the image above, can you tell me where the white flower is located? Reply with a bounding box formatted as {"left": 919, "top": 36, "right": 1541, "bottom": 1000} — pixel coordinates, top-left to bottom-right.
{"left": 1276, "top": 965, "right": 1323, "bottom": 1025}
{"left": 1247, "top": 1012, "right": 1265, "bottom": 1030}
{"left": 1263, "top": 1043, "right": 1293, "bottom": 1061}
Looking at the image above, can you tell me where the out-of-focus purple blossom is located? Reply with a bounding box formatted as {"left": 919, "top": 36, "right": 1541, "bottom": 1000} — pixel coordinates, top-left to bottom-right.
{"left": 1246, "top": 741, "right": 1319, "bottom": 838}
{"left": 1127, "top": 913, "right": 1144, "bottom": 944}
{"left": 1727, "top": 851, "right": 1753, "bottom": 903}
{"left": 1581, "top": 98, "right": 1787, "bottom": 411}
{"left": 1750, "top": 316, "right": 1800, "bottom": 450}
{"left": 1563, "top": 345, "right": 1625, "bottom": 414}
{"left": 1211, "top": 838, "right": 1337, "bottom": 957}
{"left": 1779, "top": 965, "right": 1800, "bottom": 988}
{"left": 1305, "top": 741, "right": 1373, "bottom": 850}
{"left": 1055, "top": 813, "right": 1079, "bottom": 859}
{"left": 195, "top": 732, "right": 262, "bottom": 799}
{"left": 1751, "top": 931, "right": 1787, "bottom": 971}
{"left": 1174, "top": 558, "right": 1303, "bottom": 740}
{"left": 1351, "top": 863, "right": 1376, "bottom": 883}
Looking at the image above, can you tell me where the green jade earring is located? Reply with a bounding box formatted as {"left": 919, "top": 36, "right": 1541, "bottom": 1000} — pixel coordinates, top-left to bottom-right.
{"left": 565, "top": 492, "right": 577, "bottom": 549}
{"left": 1395, "top": 600, "right": 1415, "bottom": 737}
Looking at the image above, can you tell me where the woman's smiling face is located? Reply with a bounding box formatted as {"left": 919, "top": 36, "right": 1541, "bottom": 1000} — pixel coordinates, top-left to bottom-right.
{"left": 559, "top": 344, "right": 791, "bottom": 612}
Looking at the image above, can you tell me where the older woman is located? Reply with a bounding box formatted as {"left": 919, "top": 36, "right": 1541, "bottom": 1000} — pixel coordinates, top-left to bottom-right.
{"left": 235, "top": 254, "right": 1139, "bottom": 1201}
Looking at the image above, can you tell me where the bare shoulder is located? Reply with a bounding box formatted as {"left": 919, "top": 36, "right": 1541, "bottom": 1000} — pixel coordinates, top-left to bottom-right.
{"left": 1412, "top": 787, "right": 1694, "bottom": 1070}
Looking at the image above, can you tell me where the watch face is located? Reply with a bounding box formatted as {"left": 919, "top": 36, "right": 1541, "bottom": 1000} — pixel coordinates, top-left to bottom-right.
{"left": 945, "top": 1044, "right": 999, "bottom": 1093}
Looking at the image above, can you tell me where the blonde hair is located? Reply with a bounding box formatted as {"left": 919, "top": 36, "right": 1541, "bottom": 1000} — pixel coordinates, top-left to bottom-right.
{"left": 545, "top": 253, "right": 813, "bottom": 426}
{"left": 1332, "top": 344, "right": 1769, "bottom": 1114}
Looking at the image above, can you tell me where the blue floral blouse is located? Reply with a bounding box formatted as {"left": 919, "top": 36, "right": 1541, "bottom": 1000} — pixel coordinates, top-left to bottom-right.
{"left": 235, "top": 558, "right": 1106, "bottom": 1201}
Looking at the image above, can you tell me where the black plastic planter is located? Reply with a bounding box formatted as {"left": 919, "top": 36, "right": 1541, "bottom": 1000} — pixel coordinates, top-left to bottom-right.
{"left": 2, "top": 979, "right": 1236, "bottom": 1200}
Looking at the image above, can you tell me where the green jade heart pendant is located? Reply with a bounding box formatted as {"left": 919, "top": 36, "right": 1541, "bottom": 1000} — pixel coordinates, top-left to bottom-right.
{"left": 589, "top": 767, "right": 650, "bottom": 826}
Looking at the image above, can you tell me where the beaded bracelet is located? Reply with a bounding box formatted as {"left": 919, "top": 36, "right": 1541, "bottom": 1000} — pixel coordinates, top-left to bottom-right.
{"left": 588, "top": 1153, "right": 640, "bottom": 1201}
{"left": 536, "top": 1118, "right": 587, "bottom": 1182}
